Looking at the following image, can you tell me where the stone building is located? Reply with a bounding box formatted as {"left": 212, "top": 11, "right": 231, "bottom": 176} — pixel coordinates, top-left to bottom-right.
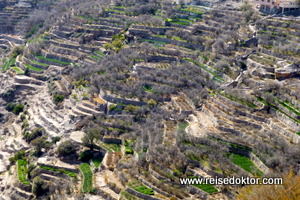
{"left": 164, "top": 0, "right": 192, "bottom": 4}
{"left": 253, "top": 0, "right": 300, "bottom": 13}
{"left": 275, "top": 63, "right": 300, "bottom": 79}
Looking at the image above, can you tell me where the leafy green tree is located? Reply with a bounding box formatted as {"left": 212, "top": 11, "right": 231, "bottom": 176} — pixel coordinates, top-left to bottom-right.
{"left": 9, "top": 150, "right": 26, "bottom": 163}
{"left": 82, "top": 128, "right": 102, "bottom": 151}
{"left": 24, "top": 128, "right": 45, "bottom": 143}
{"left": 31, "top": 136, "right": 52, "bottom": 156}
{"left": 57, "top": 140, "right": 78, "bottom": 157}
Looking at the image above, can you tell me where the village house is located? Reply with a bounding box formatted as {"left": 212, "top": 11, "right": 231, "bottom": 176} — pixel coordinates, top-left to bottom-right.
{"left": 253, "top": 0, "right": 300, "bottom": 13}
{"left": 164, "top": 0, "right": 192, "bottom": 4}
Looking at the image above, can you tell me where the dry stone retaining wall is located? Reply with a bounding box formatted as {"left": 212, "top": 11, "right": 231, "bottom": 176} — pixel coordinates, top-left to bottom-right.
{"left": 126, "top": 187, "right": 161, "bottom": 200}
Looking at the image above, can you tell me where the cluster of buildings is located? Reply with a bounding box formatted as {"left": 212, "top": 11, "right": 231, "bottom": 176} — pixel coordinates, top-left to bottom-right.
{"left": 253, "top": 0, "right": 300, "bottom": 14}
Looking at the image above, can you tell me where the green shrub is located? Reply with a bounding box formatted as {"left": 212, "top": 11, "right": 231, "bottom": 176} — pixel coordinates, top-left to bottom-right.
{"left": 22, "top": 120, "right": 29, "bottom": 129}
{"left": 54, "top": 94, "right": 64, "bottom": 103}
{"left": 13, "top": 104, "right": 24, "bottom": 115}
{"left": 9, "top": 150, "right": 26, "bottom": 163}
{"left": 6, "top": 102, "right": 16, "bottom": 112}
{"left": 109, "top": 104, "right": 117, "bottom": 111}
{"left": 52, "top": 136, "right": 61, "bottom": 144}
{"left": 25, "top": 23, "right": 43, "bottom": 39}
{"left": 20, "top": 113, "right": 26, "bottom": 121}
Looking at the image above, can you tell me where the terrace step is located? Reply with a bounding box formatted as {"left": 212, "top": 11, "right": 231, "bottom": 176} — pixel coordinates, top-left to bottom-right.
{"left": 76, "top": 103, "right": 102, "bottom": 115}
{"left": 39, "top": 173, "right": 60, "bottom": 181}
{"left": 71, "top": 107, "right": 93, "bottom": 117}
{"left": 11, "top": 187, "right": 34, "bottom": 200}
{"left": 14, "top": 75, "right": 44, "bottom": 85}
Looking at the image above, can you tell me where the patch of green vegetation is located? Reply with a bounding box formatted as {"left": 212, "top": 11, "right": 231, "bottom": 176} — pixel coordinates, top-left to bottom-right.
{"left": 91, "top": 55, "right": 100, "bottom": 60}
{"left": 178, "top": 122, "right": 188, "bottom": 133}
{"left": 75, "top": 15, "right": 96, "bottom": 21}
{"left": 273, "top": 105, "right": 300, "bottom": 124}
{"left": 296, "top": 132, "right": 300, "bottom": 136}
{"left": 120, "top": 191, "right": 142, "bottom": 200}
{"left": 278, "top": 101, "right": 300, "bottom": 116}
{"left": 188, "top": 176, "right": 218, "bottom": 194}
{"left": 174, "top": 17, "right": 193, "bottom": 22}
{"left": 25, "top": 64, "right": 44, "bottom": 72}
{"left": 40, "top": 165, "right": 77, "bottom": 177}
{"left": 54, "top": 94, "right": 64, "bottom": 103}
{"left": 113, "top": 5, "right": 126, "bottom": 9}
{"left": 17, "top": 159, "right": 30, "bottom": 185}
{"left": 222, "top": 93, "right": 257, "bottom": 108}
{"left": 257, "top": 97, "right": 270, "bottom": 106}
{"left": 2, "top": 58, "right": 16, "bottom": 71}
{"left": 31, "top": 59, "right": 49, "bottom": 67}
{"left": 94, "top": 51, "right": 106, "bottom": 57}
{"left": 183, "top": 58, "right": 224, "bottom": 82}
{"left": 80, "top": 163, "right": 94, "bottom": 193}
{"left": 193, "top": 183, "right": 218, "bottom": 194}
{"left": 100, "top": 143, "right": 121, "bottom": 152}
{"left": 73, "top": 32, "right": 83, "bottom": 38}
{"left": 36, "top": 55, "right": 69, "bottom": 65}
{"left": 209, "top": 137, "right": 252, "bottom": 151}
{"left": 9, "top": 151, "right": 26, "bottom": 163}
{"left": 258, "top": 97, "right": 300, "bottom": 124}
{"left": 153, "top": 34, "right": 167, "bottom": 38}
{"left": 179, "top": 7, "right": 205, "bottom": 15}
{"left": 134, "top": 186, "right": 154, "bottom": 195}
{"left": 227, "top": 153, "right": 263, "bottom": 177}
{"left": 186, "top": 151, "right": 201, "bottom": 161}
{"left": 109, "top": 104, "right": 124, "bottom": 112}
{"left": 6, "top": 103, "right": 24, "bottom": 115}
{"left": 172, "top": 35, "right": 187, "bottom": 42}
{"left": 142, "top": 85, "right": 153, "bottom": 92}
{"left": 190, "top": 16, "right": 202, "bottom": 20}
{"left": 125, "top": 140, "right": 134, "bottom": 154}
{"left": 92, "top": 157, "right": 103, "bottom": 168}
{"left": 25, "top": 23, "right": 43, "bottom": 39}
{"left": 170, "top": 20, "right": 190, "bottom": 26}
{"left": 11, "top": 67, "right": 24, "bottom": 74}
{"left": 140, "top": 39, "right": 168, "bottom": 45}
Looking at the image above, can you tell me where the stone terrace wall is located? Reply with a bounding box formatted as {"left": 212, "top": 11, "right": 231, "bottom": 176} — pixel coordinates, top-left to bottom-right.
{"left": 150, "top": 36, "right": 204, "bottom": 51}
{"left": 102, "top": 137, "right": 122, "bottom": 144}
{"left": 131, "top": 25, "right": 174, "bottom": 35}
{"left": 247, "top": 58, "right": 275, "bottom": 73}
{"left": 126, "top": 187, "right": 161, "bottom": 200}
{"left": 102, "top": 94, "right": 147, "bottom": 106}
{"left": 36, "top": 163, "right": 79, "bottom": 173}
{"left": 270, "top": 107, "right": 300, "bottom": 132}
{"left": 137, "top": 176, "right": 172, "bottom": 198}
{"left": 0, "top": 35, "right": 23, "bottom": 44}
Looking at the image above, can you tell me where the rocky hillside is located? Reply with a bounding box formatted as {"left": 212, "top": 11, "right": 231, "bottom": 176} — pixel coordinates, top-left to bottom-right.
{"left": 0, "top": 0, "right": 299, "bottom": 199}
